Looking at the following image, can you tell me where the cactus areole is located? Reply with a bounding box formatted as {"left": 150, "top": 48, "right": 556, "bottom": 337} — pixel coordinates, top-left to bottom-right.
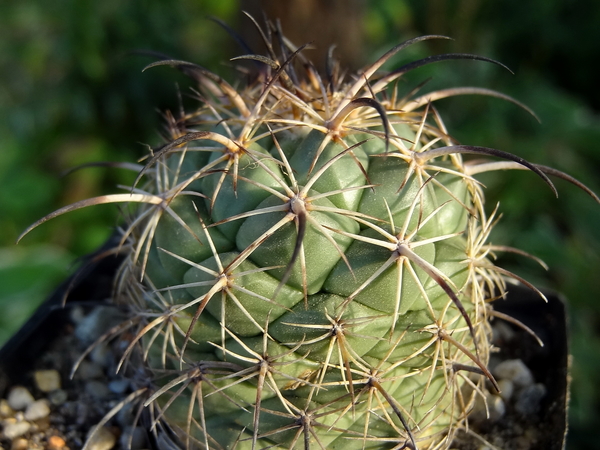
{"left": 18, "top": 17, "right": 599, "bottom": 450}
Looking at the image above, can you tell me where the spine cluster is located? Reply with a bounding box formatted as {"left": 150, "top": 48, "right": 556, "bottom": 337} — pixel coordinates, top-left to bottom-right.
{"left": 18, "top": 19, "right": 598, "bottom": 450}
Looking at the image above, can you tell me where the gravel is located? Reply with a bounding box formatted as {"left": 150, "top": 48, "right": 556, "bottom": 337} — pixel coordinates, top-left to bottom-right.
{"left": 85, "top": 426, "right": 117, "bottom": 450}
{"left": 7, "top": 386, "right": 35, "bottom": 411}
{"left": 34, "top": 370, "right": 62, "bottom": 393}
{"left": 493, "top": 359, "right": 535, "bottom": 388}
{"left": 0, "top": 305, "right": 135, "bottom": 450}
{"left": 24, "top": 400, "right": 51, "bottom": 421}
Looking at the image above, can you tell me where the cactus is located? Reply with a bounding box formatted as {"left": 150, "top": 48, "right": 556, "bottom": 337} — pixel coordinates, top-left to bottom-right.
{"left": 19, "top": 17, "right": 599, "bottom": 450}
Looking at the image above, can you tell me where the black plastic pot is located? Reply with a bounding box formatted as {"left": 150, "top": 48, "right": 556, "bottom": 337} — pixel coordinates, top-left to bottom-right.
{"left": 0, "top": 242, "right": 122, "bottom": 386}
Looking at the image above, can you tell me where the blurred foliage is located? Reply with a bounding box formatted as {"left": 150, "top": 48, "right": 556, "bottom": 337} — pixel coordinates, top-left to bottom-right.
{"left": 1, "top": 0, "right": 599, "bottom": 448}
{"left": 0, "top": 0, "right": 241, "bottom": 347}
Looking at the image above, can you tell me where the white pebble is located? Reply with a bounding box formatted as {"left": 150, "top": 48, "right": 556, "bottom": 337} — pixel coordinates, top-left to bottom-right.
{"left": 24, "top": 399, "right": 51, "bottom": 421}
{"left": 515, "top": 383, "right": 547, "bottom": 416}
{"left": 86, "top": 426, "right": 117, "bottom": 450}
{"left": 497, "top": 378, "right": 514, "bottom": 402}
{"left": 493, "top": 359, "right": 534, "bottom": 388}
{"left": 0, "top": 399, "right": 13, "bottom": 417}
{"left": 489, "top": 394, "right": 506, "bottom": 421}
{"left": 34, "top": 369, "right": 61, "bottom": 392}
{"left": 2, "top": 420, "right": 31, "bottom": 439}
{"left": 469, "top": 391, "right": 505, "bottom": 423}
{"left": 7, "top": 386, "right": 34, "bottom": 411}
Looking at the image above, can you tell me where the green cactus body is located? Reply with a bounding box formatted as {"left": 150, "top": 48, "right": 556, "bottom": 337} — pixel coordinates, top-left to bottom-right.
{"left": 123, "top": 40, "right": 497, "bottom": 448}
{"left": 21, "top": 22, "right": 597, "bottom": 450}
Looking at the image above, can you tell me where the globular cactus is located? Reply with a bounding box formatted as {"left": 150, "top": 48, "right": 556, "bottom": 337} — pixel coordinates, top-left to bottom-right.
{"left": 19, "top": 17, "right": 598, "bottom": 450}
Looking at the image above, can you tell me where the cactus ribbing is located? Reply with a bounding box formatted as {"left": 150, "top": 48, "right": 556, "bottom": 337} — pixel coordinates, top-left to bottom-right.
{"left": 18, "top": 18, "right": 599, "bottom": 450}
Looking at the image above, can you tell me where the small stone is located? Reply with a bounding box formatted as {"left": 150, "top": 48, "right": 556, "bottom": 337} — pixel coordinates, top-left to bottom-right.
{"left": 75, "top": 307, "right": 126, "bottom": 344}
{"left": 10, "top": 437, "right": 28, "bottom": 450}
{"left": 24, "top": 399, "right": 51, "bottom": 421}
{"left": 90, "top": 343, "right": 112, "bottom": 368}
{"left": 0, "top": 399, "right": 14, "bottom": 417}
{"left": 515, "top": 383, "right": 547, "bottom": 416}
{"left": 493, "top": 359, "right": 534, "bottom": 388}
{"left": 69, "top": 305, "right": 85, "bottom": 324}
{"left": 76, "top": 361, "right": 104, "bottom": 380}
{"left": 48, "top": 435, "right": 67, "bottom": 450}
{"left": 469, "top": 391, "right": 505, "bottom": 423}
{"left": 85, "top": 380, "right": 111, "bottom": 399}
{"left": 34, "top": 370, "right": 62, "bottom": 392}
{"left": 497, "top": 378, "right": 514, "bottom": 402}
{"left": 488, "top": 394, "right": 506, "bottom": 421}
{"left": 35, "top": 415, "right": 51, "bottom": 432}
{"left": 86, "top": 426, "right": 117, "bottom": 450}
{"left": 2, "top": 420, "right": 31, "bottom": 439}
{"left": 7, "top": 386, "right": 34, "bottom": 411}
{"left": 48, "top": 389, "right": 68, "bottom": 406}
{"left": 107, "top": 378, "right": 129, "bottom": 395}
{"left": 492, "top": 320, "right": 516, "bottom": 343}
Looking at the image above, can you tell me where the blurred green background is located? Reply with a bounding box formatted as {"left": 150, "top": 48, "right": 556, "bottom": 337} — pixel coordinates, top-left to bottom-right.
{"left": 1, "top": 1, "right": 598, "bottom": 448}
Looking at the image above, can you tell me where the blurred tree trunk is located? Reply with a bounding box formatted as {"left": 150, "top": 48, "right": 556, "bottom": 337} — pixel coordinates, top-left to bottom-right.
{"left": 239, "top": 0, "right": 366, "bottom": 72}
